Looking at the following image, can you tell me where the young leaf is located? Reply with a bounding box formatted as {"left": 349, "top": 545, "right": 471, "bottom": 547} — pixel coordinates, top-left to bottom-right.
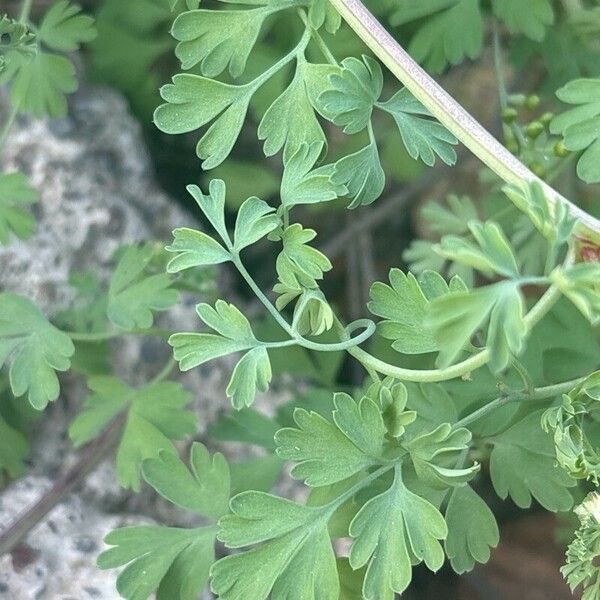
{"left": 165, "top": 229, "right": 231, "bottom": 273}
{"left": 0, "top": 172, "right": 38, "bottom": 244}
{"left": 331, "top": 140, "right": 386, "bottom": 208}
{"left": 208, "top": 407, "right": 280, "bottom": 450}
{"left": 233, "top": 196, "right": 280, "bottom": 252}
{"left": 11, "top": 52, "right": 77, "bottom": 117}
{"left": 349, "top": 465, "right": 447, "bottom": 599}
{"left": 550, "top": 263, "right": 600, "bottom": 325}
{"left": 98, "top": 525, "right": 216, "bottom": 600}
{"left": 405, "top": 424, "right": 479, "bottom": 489}
{"left": 0, "top": 293, "right": 74, "bottom": 410}
{"left": 422, "top": 194, "right": 478, "bottom": 236}
{"left": 226, "top": 346, "right": 272, "bottom": 409}
{"left": 550, "top": 78, "right": 600, "bottom": 183}
{"left": 391, "top": 0, "right": 484, "bottom": 74}
{"left": 317, "top": 55, "right": 383, "bottom": 134}
{"left": 368, "top": 269, "right": 466, "bottom": 355}
{"left": 280, "top": 142, "right": 345, "bottom": 209}
{"left": 142, "top": 442, "right": 230, "bottom": 518}
{"left": 378, "top": 89, "right": 458, "bottom": 166}
{"left": 444, "top": 484, "right": 499, "bottom": 574}
{"left": 259, "top": 64, "right": 327, "bottom": 161}
{"left": 107, "top": 245, "right": 178, "bottom": 330}
{"left": 308, "top": 0, "right": 341, "bottom": 34}
{"left": 186, "top": 180, "right": 229, "bottom": 244}
{"left": 38, "top": 0, "right": 96, "bottom": 52}
{"left": 69, "top": 377, "right": 196, "bottom": 490}
{"left": 154, "top": 75, "right": 251, "bottom": 168}
{"left": 492, "top": 0, "right": 553, "bottom": 42}
{"left": 489, "top": 411, "right": 575, "bottom": 511}
{"left": 275, "top": 223, "right": 332, "bottom": 289}
{"left": 211, "top": 493, "right": 339, "bottom": 600}
{"left": 437, "top": 221, "right": 520, "bottom": 278}
{"left": 172, "top": 7, "right": 275, "bottom": 76}
{"left": 275, "top": 392, "right": 387, "bottom": 486}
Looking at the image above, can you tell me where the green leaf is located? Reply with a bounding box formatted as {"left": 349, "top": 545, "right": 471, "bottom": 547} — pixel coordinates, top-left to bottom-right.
{"left": 11, "top": 52, "right": 77, "bottom": 117}
{"left": 405, "top": 423, "right": 479, "bottom": 489}
{"left": 259, "top": 63, "right": 327, "bottom": 161}
{"left": 0, "top": 16, "right": 36, "bottom": 66}
{"left": 550, "top": 78, "right": 600, "bottom": 183}
{"left": 275, "top": 223, "right": 332, "bottom": 289}
{"left": 186, "top": 180, "right": 229, "bottom": 243}
{"left": 280, "top": 142, "right": 345, "bottom": 208}
{"left": 444, "top": 484, "right": 499, "bottom": 574}
{"left": 165, "top": 228, "right": 231, "bottom": 273}
{"left": 142, "top": 442, "right": 230, "bottom": 518}
{"left": 391, "top": 0, "right": 484, "bottom": 73}
{"left": 38, "top": 0, "right": 96, "bottom": 51}
{"left": 308, "top": 0, "right": 341, "bottom": 33}
{"left": 212, "top": 493, "right": 339, "bottom": 600}
{"left": 368, "top": 269, "right": 467, "bottom": 355}
{"left": 107, "top": 245, "right": 178, "bottom": 330}
{"left": 378, "top": 89, "right": 458, "bottom": 166}
{"left": 422, "top": 194, "right": 478, "bottom": 236}
{"left": 0, "top": 293, "right": 74, "bottom": 410}
{"left": 154, "top": 75, "right": 251, "bottom": 168}
{"left": 0, "top": 412, "right": 29, "bottom": 479}
{"left": 275, "top": 392, "right": 386, "bottom": 486}
{"left": 69, "top": 377, "right": 196, "bottom": 490}
{"left": 349, "top": 465, "right": 447, "bottom": 599}
{"left": 227, "top": 346, "right": 272, "bottom": 409}
{"left": 550, "top": 263, "right": 600, "bottom": 326}
{"left": 0, "top": 172, "right": 38, "bottom": 244}
{"left": 492, "top": 0, "right": 553, "bottom": 42}
{"left": 172, "top": 7, "right": 274, "bottom": 76}
{"left": 98, "top": 525, "right": 215, "bottom": 600}
{"left": 331, "top": 140, "right": 386, "bottom": 208}
{"left": 437, "top": 221, "right": 519, "bottom": 278}
{"left": 317, "top": 55, "right": 383, "bottom": 134}
{"left": 489, "top": 411, "right": 575, "bottom": 511}
{"left": 233, "top": 196, "right": 280, "bottom": 252}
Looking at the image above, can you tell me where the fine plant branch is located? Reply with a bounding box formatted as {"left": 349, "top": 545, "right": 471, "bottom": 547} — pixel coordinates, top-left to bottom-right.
{"left": 0, "top": 412, "right": 126, "bottom": 557}
{"left": 327, "top": 0, "right": 600, "bottom": 242}
{"left": 64, "top": 327, "right": 173, "bottom": 342}
{"left": 454, "top": 376, "right": 587, "bottom": 429}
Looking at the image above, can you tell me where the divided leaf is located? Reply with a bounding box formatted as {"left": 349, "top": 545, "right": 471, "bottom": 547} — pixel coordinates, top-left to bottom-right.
{"left": 492, "top": 0, "right": 553, "bottom": 42}
{"left": 99, "top": 526, "right": 216, "bottom": 600}
{"left": 445, "top": 484, "right": 499, "bottom": 574}
{"left": 0, "top": 412, "right": 29, "bottom": 478}
{"left": 233, "top": 196, "right": 280, "bottom": 252}
{"left": 0, "top": 293, "right": 74, "bottom": 410}
{"left": 226, "top": 346, "right": 272, "bottom": 409}
{"left": 349, "top": 465, "right": 447, "bottom": 599}
{"left": 275, "top": 392, "right": 387, "bottom": 486}
{"left": 368, "top": 269, "right": 466, "bottom": 355}
{"left": 107, "top": 245, "right": 178, "bottom": 330}
{"left": 489, "top": 411, "right": 575, "bottom": 511}
{"left": 69, "top": 376, "right": 196, "bottom": 490}
{"left": 212, "top": 493, "right": 339, "bottom": 600}
{"left": 317, "top": 55, "right": 383, "bottom": 134}
{"left": 550, "top": 263, "right": 600, "bottom": 326}
{"left": 378, "top": 89, "right": 458, "bottom": 166}
{"left": 38, "top": 0, "right": 96, "bottom": 51}
{"left": 551, "top": 78, "right": 600, "bottom": 183}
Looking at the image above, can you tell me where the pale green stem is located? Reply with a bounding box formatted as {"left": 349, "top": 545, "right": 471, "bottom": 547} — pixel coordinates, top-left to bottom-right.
{"left": 19, "top": 0, "right": 33, "bottom": 22}
{"left": 327, "top": 0, "right": 600, "bottom": 242}
{"left": 65, "top": 327, "right": 172, "bottom": 342}
{"left": 0, "top": 104, "right": 18, "bottom": 152}
{"left": 454, "top": 376, "right": 585, "bottom": 429}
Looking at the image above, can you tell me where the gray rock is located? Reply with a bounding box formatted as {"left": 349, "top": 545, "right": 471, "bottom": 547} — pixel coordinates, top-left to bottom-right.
{"left": 0, "top": 475, "right": 151, "bottom": 600}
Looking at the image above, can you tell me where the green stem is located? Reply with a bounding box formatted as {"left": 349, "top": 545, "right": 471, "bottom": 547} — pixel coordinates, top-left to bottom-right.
{"left": 454, "top": 376, "right": 584, "bottom": 429}
{"left": 297, "top": 8, "right": 339, "bottom": 66}
{"left": 347, "top": 281, "right": 562, "bottom": 383}
{"left": 19, "top": 0, "right": 33, "bottom": 22}
{"left": 0, "top": 104, "right": 18, "bottom": 152}
{"left": 148, "top": 357, "right": 177, "bottom": 385}
{"left": 327, "top": 0, "right": 600, "bottom": 242}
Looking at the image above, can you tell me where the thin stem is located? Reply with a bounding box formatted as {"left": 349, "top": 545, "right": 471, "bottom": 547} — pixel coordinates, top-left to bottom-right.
{"left": 492, "top": 20, "right": 509, "bottom": 110}
{"left": 297, "top": 8, "right": 339, "bottom": 66}
{"left": 148, "top": 357, "right": 177, "bottom": 385}
{"left": 454, "top": 376, "right": 585, "bottom": 429}
{"left": 0, "top": 105, "right": 18, "bottom": 152}
{"left": 327, "top": 0, "right": 600, "bottom": 242}
{"left": 19, "top": 0, "right": 33, "bottom": 22}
